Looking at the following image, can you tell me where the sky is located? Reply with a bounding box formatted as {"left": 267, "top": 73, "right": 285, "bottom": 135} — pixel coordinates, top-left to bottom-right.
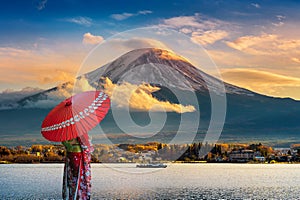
{"left": 1, "top": 0, "right": 300, "bottom": 99}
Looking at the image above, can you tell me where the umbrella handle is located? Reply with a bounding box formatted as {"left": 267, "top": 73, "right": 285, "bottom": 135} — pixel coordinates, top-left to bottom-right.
{"left": 65, "top": 99, "right": 72, "bottom": 107}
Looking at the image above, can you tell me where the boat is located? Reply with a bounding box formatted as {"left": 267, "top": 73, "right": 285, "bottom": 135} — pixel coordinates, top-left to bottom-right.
{"left": 136, "top": 163, "right": 167, "bottom": 168}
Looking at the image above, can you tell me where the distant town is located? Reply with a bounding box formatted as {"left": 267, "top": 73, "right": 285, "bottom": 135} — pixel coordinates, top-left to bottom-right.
{"left": 1, "top": 142, "right": 300, "bottom": 164}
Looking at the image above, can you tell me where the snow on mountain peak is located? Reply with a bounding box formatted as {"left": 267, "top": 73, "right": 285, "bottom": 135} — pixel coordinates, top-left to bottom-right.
{"left": 85, "top": 48, "right": 254, "bottom": 96}
{"left": 152, "top": 48, "right": 189, "bottom": 62}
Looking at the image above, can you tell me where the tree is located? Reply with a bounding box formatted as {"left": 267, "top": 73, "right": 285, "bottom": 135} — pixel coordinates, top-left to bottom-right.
{"left": 0, "top": 146, "right": 11, "bottom": 157}
{"left": 31, "top": 145, "right": 43, "bottom": 153}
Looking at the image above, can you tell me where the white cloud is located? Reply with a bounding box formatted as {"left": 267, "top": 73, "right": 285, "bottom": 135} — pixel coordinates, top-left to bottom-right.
{"left": 162, "top": 14, "right": 227, "bottom": 31}
{"left": 65, "top": 16, "right": 92, "bottom": 26}
{"left": 179, "top": 28, "right": 192, "bottom": 34}
{"left": 0, "top": 87, "right": 42, "bottom": 103}
{"left": 138, "top": 10, "right": 152, "bottom": 15}
{"left": 276, "top": 15, "right": 286, "bottom": 21}
{"left": 272, "top": 21, "right": 284, "bottom": 27}
{"left": 110, "top": 10, "right": 153, "bottom": 21}
{"left": 191, "top": 30, "right": 228, "bottom": 45}
{"left": 110, "top": 13, "right": 134, "bottom": 21}
{"left": 272, "top": 15, "right": 286, "bottom": 27}
{"left": 251, "top": 3, "right": 260, "bottom": 8}
{"left": 36, "top": 0, "right": 47, "bottom": 10}
{"left": 163, "top": 16, "right": 205, "bottom": 29}
{"left": 82, "top": 32, "right": 104, "bottom": 45}
{"left": 161, "top": 14, "right": 231, "bottom": 46}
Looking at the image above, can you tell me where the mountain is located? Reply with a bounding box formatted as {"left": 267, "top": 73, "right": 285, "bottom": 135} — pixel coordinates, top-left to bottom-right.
{"left": 1, "top": 48, "right": 300, "bottom": 146}
{"left": 86, "top": 48, "right": 253, "bottom": 95}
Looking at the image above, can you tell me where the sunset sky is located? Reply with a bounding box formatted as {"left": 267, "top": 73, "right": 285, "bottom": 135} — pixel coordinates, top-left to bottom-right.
{"left": 1, "top": 0, "right": 300, "bottom": 99}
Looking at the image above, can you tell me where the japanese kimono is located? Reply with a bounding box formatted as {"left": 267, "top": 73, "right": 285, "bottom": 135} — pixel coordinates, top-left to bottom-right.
{"left": 62, "top": 137, "right": 93, "bottom": 200}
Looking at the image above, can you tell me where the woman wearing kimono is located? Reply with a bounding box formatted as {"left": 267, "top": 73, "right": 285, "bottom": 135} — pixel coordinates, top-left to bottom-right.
{"left": 40, "top": 91, "right": 110, "bottom": 200}
{"left": 62, "top": 136, "right": 93, "bottom": 200}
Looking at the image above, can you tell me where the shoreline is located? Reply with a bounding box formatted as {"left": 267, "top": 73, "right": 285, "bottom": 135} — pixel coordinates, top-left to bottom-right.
{"left": 1, "top": 142, "right": 299, "bottom": 164}
{"left": 1, "top": 161, "right": 300, "bottom": 164}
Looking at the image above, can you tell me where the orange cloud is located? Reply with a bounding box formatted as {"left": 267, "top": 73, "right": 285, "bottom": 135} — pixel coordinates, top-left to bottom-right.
{"left": 226, "top": 33, "right": 300, "bottom": 56}
{"left": 226, "top": 34, "right": 279, "bottom": 55}
{"left": 221, "top": 68, "right": 300, "bottom": 100}
{"left": 102, "top": 78, "right": 195, "bottom": 113}
{"left": 39, "top": 70, "right": 75, "bottom": 84}
{"left": 191, "top": 30, "right": 228, "bottom": 45}
{"left": 82, "top": 32, "right": 104, "bottom": 45}
{"left": 0, "top": 45, "right": 85, "bottom": 90}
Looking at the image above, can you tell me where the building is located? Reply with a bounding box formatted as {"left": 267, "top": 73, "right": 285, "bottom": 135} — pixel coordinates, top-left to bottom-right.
{"left": 229, "top": 149, "right": 254, "bottom": 162}
{"left": 290, "top": 144, "right": 300, "bottom": 156}
{"left": 273, "top": 148, "right": 290, "bottom": 156}
{"left": 254, "top": 156, "right": 266, "bottom": 162}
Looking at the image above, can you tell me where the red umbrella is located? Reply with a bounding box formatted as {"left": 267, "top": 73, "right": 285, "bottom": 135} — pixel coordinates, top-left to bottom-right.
{"left": 41, "top": 91, "right": 110, "bottom": 142}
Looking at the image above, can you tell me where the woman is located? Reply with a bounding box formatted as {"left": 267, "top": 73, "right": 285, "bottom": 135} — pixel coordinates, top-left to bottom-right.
{"left": 62, "top": 136, "right": 93, "bottom": 200}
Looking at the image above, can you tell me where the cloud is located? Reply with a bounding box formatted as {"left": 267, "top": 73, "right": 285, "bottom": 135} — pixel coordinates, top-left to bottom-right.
{"left": 291, "top": 57, "right": 300, "bottom": 63}
{"left": 73, "top": 76, "right": 95, "bottom": 93}
{"left": 82, "top": 32, "right": 104, "bottom": 45}
{"left": 0, "top": 47, "right": 31, "bottom": 57}
{"left": 110, "top": 13, "right": 134, "bottom": 21}
{"left": 163, "top": 15, "right": 215, "bottom": 29}
{"left": 65, "top": 17, "right": 92, "bottom": 26}
{"left": 138, "top": 10, "right": 152, "bottom": 15}
{"left": 35, "top": 0, "right": 47, "bottom": 10}
{"left": 21, "top": 76, "right": 95, "bottom": 109}
{"left": 276, "top": 15, "right": 286, "bottom": 21}
{"left": 102, "top": 78, "right": 195, "bottom": 113}
{"left": 226, "top": 33, "right": 300, "bottom": 56}
{"left": 251, "top": 3, "right": 260, "bottom": 8}
{"left": 0, "top": 44, "right": 87, "bottom": 92}
{"left": 110, "top": 10, "right": 152, "bottom": 21}
{"left": 206, "top": 32, "right": 300, "bottom": 77}
{"left": 0, "top": 87, "right": 43, "bottom": 109}
{"left": 272, "top": 15, "right": 286, "bottom": 27}
{"left": 272, "top": 21, "right": 284, "bottom": 27}
{"left": 39, "top": 70, "right": 75, "bottom": 85}
{"left": 44, "top": 75, "right": 95, "bottom": 100}
{"left": 179, "top": 28, "right": 192, "bottom": 34}
{"left": 191, "top": 30, "right": 228, "bottom": 45}
{"left": 277, "top": 39, "right": 300, "bottom": 50}
{"left": 161, "top": 14, "right": 231, "bottom": 46}
{"left": 221, "top": 68, "right": 300, "bottom": 100}
{"left": 226, "top": 33, "right": 278, "bottom": 52}
{"left": 162, "top": 14, "right": 227, "bottom": 31}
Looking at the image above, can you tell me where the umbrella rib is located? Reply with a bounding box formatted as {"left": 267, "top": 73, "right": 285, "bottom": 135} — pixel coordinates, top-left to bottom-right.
{"left": 72, "top": 105, "right": 83, "bottom": 139}
{"left": 60, "top": 105, "right": 68, "bottom": 142}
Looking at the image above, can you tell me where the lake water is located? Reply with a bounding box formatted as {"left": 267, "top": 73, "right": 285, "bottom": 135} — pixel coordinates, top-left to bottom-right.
{"left": 0, "top": 163, "right": 299, "bottom": 199}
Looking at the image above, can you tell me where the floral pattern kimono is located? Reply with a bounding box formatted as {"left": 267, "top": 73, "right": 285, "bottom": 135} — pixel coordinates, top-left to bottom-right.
{"left": 62, "top": 137, "right": 93, "bottom": 200}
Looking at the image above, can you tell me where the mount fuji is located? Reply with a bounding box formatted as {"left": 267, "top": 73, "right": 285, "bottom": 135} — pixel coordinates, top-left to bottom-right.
{"left": 1, "top": 48, "right": 300, "bottom": 146}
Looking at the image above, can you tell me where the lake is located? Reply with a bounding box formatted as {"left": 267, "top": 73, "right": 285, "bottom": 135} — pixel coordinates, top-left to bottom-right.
{"left": 0, "top": 163, "right": 299, "bottom": 199}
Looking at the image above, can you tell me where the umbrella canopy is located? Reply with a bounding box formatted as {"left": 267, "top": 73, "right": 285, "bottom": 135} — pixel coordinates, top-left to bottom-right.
{"left": 41, "top": 91, "right": 110, "bottom": 142}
